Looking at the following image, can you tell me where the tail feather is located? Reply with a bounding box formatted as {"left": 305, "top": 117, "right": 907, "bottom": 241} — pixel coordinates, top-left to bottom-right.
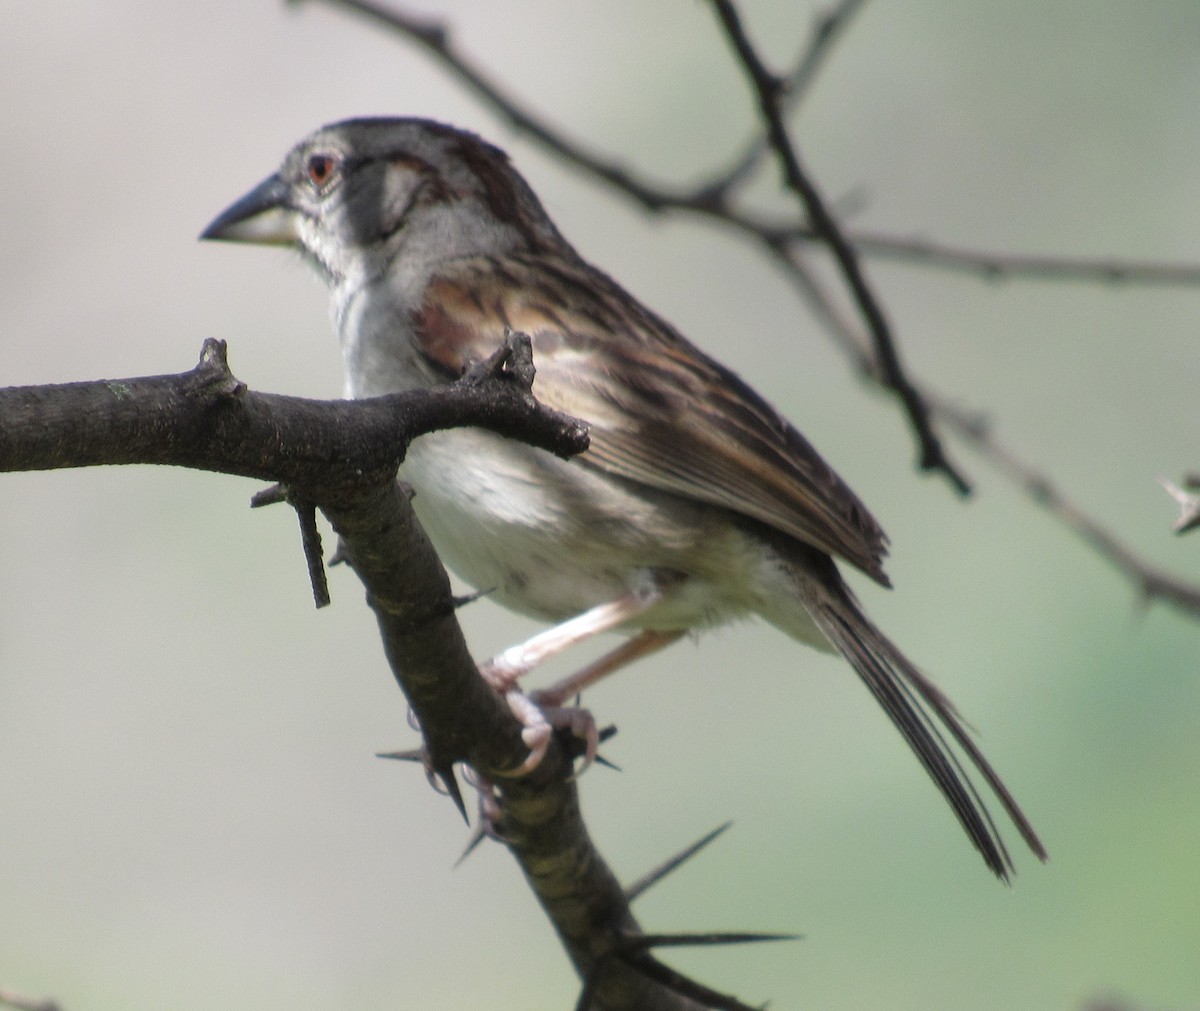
{"left": 794, "top": 555, "right": 1047, "bottom": 879}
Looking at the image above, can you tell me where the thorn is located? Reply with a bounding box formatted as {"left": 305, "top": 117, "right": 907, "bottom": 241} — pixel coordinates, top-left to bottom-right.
{"left": 328, "top": 540, "right": 350, "bottom": 567}
{"left": 628, "top": 930, "right": 802, "bottom": 951}
{"left": 593, "top": 753, "right": 622, "bottom": 773}
{"left": 249, "top": 483, "right": 331, "bottom": 605}
{"left": 625, "top": 821, "right": 734, "bottom": 902}
{"left": 435, "top": 763, "right": 468, "bottom": 823}
{"left": 375, "top": 747, "right": 427, "bottom": 763}
{"left": 452, "top": 586, "right": 493, "bottom": 609}
{"left": 613, "top": 949, "right": 767, "bottom": 1011}
{"left": 288, "top": 494, "right": 331, "bottom": 608}
{"left": 250, "top": 482, "right": 288, "bottom": 508}
{"left": 454, "top": 823, "right": 490, "bottom": 867}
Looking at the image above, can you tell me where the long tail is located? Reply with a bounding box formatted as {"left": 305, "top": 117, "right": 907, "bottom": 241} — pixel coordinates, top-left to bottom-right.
{"left": 789, "top": 548, "right": 1047, "bottom": 880}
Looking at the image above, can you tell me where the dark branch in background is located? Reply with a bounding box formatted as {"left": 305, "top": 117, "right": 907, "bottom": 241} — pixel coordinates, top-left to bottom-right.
{"left": 286, "top": 0, "right": 705, "bottom": 215}
{"left": 708, "top": 0, "right": 969, "bottom": 494}
{"left": 849, "top": 230, "right": 1200, "bottom": 285}
{"left": 777, "top": 252, "right": 1200, "bottom": 620}
{"left": 296, "top": 0, "right": 1200, "bottom": 621}
{"left": 297, "top": 0, "right": 1200, "bottom": 286}
{"left": 0, "top": 341, "right": 786, "bottom": 1011}
{"left": 701, "top": 0, "right": 868, "bottom": 196}
{"left": 940, "top": 404, "right": 1200, "bottom": 614}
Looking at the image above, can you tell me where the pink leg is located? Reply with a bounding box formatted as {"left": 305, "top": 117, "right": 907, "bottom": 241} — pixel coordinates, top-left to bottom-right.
{"left": 534, "top": 628, "right": 685, "bottom": 707}
{"left": 476, "top": 575, "right": 685, "bottom": 776}
{"left": 478, "top": 582, "right": 668, "bottom": 693}
{"left": 505, "top": 628, "right": 686, "bottom": 776}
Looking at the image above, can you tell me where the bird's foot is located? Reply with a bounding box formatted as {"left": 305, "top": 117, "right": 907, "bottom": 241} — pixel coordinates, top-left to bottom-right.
{"left": 501, "top": 688, "right": 600, "bottom": 776}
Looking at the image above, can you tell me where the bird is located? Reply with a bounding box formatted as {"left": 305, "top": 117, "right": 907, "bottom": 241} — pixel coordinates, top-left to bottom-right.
{"left": 201, "top": 116, "right": 1045, "bottom": 879}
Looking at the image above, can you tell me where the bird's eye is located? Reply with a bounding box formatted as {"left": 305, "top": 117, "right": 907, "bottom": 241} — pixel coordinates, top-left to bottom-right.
{"left": 306, "top": 153, "right": 338, "bottom": 189}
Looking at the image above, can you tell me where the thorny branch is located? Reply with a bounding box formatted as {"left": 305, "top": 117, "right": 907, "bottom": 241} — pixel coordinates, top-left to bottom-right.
{"left": 0, "top": 341, "right": 787, "bottom": 1011}
{"left": 299, "top": 0, "right": 1200, "bottom": 620}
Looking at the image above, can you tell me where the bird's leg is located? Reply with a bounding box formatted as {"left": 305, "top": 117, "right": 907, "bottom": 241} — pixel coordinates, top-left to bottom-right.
{"left": 533, "top": 628, "right": 685, "bottom": 707}
{"left": 513, "top": 628, "right": 685, "bottom": 775}
{"left": 479, "top": 577, "right": 681, "bottom": 775}
{"left": 478, "top": 582, "right": 666, "bottom": 692}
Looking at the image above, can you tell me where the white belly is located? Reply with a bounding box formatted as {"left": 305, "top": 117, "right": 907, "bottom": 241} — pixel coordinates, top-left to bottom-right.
{"left": 400, "top": 427, "right": 757, "bottom": 630}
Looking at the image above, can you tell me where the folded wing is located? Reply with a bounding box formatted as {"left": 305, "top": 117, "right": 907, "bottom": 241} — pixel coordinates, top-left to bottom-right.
{"left": 413, "top": 254, "right": 891, "bottom": 585}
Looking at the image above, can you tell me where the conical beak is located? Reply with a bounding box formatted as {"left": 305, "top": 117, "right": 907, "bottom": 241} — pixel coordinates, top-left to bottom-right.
{"left": 200, "top": 173, "right": 300, "bottom": 245}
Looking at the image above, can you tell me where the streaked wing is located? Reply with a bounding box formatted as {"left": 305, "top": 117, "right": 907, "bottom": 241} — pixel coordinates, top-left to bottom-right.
{"left": 412, "top": 254, "right": 891, "bottom": 585}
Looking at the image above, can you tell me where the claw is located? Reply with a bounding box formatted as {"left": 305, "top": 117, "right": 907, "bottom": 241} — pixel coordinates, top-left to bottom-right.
{"left": 534, "top": 697, "right": 600, "bottom": 777}
{"left": 502, "top": 689, "right": 598, "bottom": 776}
{"left": 478, "top": 655, "right": 523, "bottom": 696}
{"left": 459, "top": 765, "right": 506, "bottom": 853}
{"left": 504, "top": 689, "right": 553, "bottom": 773}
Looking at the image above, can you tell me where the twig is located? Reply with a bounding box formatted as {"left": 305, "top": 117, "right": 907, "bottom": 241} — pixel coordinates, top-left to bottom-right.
{"left": 703, "top": 0, "right": 869, "bottom": 198}
{"left": 1, "top": 342, "right": 765, "bottom": 1010}
{"left": 302, "top": 0, "right": 1200, "bottom": 294}
{"left": 289, "top": 0, "right": 707, "bottom": 214}
{"left": 848, "top": 230, "right": 1200, "bottom": 286}
{"left": 708, "top": 0, "right": 969, "bottom": 494}
{"left": 290, "top": 493, "right": 332, "bottom": 607}
{"left": 936, "top": 425, "right": 1200, "bottom": 616}
{"left": 773, "top": 240, "right": 1200, "bottom": 622}
{"left": 944, "top": 412, "right": 1200, "bottom": 616}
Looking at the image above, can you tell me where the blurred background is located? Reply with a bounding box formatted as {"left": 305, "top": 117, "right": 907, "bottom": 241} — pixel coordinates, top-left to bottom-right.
{"left": 2, "top": 2, "right": 1198, "bottom": 1009}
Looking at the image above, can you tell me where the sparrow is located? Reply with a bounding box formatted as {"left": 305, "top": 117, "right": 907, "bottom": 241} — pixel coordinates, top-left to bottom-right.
{"left": 202, "top": 116, "right": 1045, "bottom": 879}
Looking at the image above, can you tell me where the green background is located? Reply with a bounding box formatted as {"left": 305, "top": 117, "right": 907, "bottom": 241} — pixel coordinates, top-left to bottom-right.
{"left": 2, "top": 2, "right": 1198, "bottom": 1008}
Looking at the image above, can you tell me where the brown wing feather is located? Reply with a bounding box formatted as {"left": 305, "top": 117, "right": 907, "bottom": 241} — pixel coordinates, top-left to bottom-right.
{"left": 412, "top": 255, "right": 891, "bottom": 585}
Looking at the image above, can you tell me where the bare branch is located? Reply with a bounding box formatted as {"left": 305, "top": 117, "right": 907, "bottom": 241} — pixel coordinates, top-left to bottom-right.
{"left": 708, "top": 0, "right": 969, "bottom": 494}
{"left": 767, "top": 241, "right": 1200, "bottom": 620}
{"left": 289, "top": 0, "right": 709, "bottom": 215}
{"left": 0, "top": 341, "right": 778, "bottom": 1011}
{"left": 299, "top": 0, "right": 1200, "bottom": 296}
{"left": 785, "top": 240, "right": 1200, "bottom": 620}
{"left": 930, "top": 402, "right": 1200, "bottom": 617}
{"left": 0, "top": 336, "right": 586, "bottom": 486}
{"left": 703, "top": 0, "right": 869, "bottom": 198}
{"left": 849, "top": 230, "right": 1200, "bottom": 286}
